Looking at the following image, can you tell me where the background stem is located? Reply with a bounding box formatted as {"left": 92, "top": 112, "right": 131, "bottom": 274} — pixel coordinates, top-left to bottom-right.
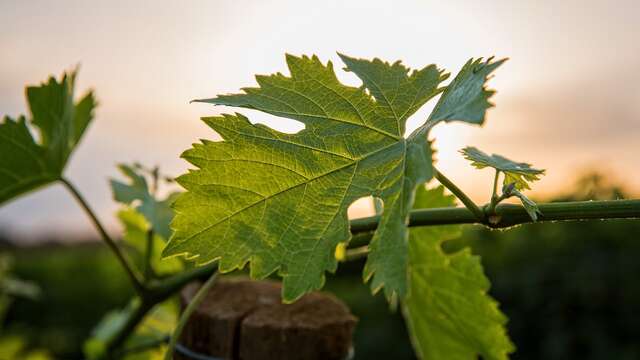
{"left": 144, "top": 230, "right": 155, "bottom": 281}
{"left": 60, "top": 177, "right": 145, "bottom": 294}
{"left": 165, "top": 272, "right": 219, "bottom": 360}
{"left": 105, "top": 263, "right": 218, "bottom": 355}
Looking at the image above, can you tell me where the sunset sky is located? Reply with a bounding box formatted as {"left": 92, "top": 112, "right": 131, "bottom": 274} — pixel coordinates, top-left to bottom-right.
{"left": 1, "top": 0, "right": 639, "bottom": 239}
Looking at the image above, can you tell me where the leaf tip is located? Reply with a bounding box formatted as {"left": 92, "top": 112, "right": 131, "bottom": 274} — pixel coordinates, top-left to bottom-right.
{"left": 190, "top": 97, "right": 216, "bottom": 104}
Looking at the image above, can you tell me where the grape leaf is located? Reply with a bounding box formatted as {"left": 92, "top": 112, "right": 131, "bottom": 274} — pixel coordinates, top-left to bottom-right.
{"left": 110, "top": 164, "right": 178, "bottom": 240}
{"left": 117, "top": 208, "right": 183, "bottom": 276}
{"left": 511, "top": 188, "right": 541, "bottom": 221}
{"left": 111, "top": 165, "right": 182, "bottom": 275}
{"left": 164, "top": 54, "right": 504, "bottom": 302}
{"left": 428, "top": 57, "right": 505, "bottom": 126}
{"left": 84, "top": 305, "right": 133, "bottom": 359}
{"left": 461, "top": 146, "right": 544, "bottom": 190}
{"left": 0, "top": 70, "right": 96, "bottom": 205}
{"left": 404, "top": 184, "right": 514, "bottom": 359}
{"left": 84, "top": 299, "right": 177, "bottom": 360}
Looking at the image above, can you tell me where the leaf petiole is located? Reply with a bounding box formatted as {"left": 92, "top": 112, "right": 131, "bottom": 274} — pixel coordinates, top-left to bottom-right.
{"left": 491, "top": 169, "right": 500, "bottom": 203}
{"left": 60, "top": 177, "right": 146, "bottom": 295}
{"left": 144, "top": 229, "right": 156, "bottom": 281}
{"left": 487, "top": 171, "right": 510, "bottom": 216}
{"left": 343, "top": 245, "right": 370, "bottom": 262}
{"left": 165, "top": 271, "right": 219, "bottom": 360}
{"left": 434, "top": 168, "right": 485, "bottom": 222}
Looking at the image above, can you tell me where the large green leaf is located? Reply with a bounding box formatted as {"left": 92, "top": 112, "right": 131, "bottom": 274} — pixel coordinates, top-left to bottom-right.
{"left": 0, "top": 70, "right": 96, "bottom": 205}
{"left": 164, "top": 54, "right": 504, "bottom": 302}
{"left": 404, "top": 185, "right": 514, "bottom": 359}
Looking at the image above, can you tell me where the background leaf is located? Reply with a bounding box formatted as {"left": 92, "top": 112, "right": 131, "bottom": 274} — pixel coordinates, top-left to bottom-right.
{"left": 0, "top": 70, "right": 96, "bottom": 205}
{"left": 110, "top": 164, "right": 183, "bottom": 276}
{"left": 511, "top": 189, "right": 541, "bottom": 221}
{"left": 117, "top": 208, "right": 183, "bottom": 276}
{"left": 403, "top": 184, "right": 514, "bottom": 359}
{"left": 110, "top": 164, "right": 178, "bottom": 240}
{"left": 84, "top": 299, "right": 177, "bottom": 360}
{"left": 0, "top": 255, "right": 51, "bottom": 360}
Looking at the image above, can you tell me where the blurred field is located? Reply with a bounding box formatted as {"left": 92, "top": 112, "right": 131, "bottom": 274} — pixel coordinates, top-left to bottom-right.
{"left": 2, "top": 174, "right": 639, "bottom": 359}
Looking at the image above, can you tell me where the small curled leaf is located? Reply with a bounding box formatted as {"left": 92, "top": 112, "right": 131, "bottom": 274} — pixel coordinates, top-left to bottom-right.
{"left": 461, "top": 146, "right": 545, "bottom": 190}
{"left": 512, "top": 189, "right": 542, "bottom": 221}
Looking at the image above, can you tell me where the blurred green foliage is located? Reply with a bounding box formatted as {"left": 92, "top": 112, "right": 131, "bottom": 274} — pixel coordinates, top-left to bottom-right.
{"left": 0, "top": 254, "right": 51, "bottom": 359}
{"left": 1, "top": 244, "right": 133, "bottom": 358}
{"left": 84, "top": 297, "right": 177, "bottom": 360}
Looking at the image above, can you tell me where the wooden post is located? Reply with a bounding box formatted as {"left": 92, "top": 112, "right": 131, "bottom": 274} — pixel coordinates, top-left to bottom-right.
{"left": 176, "top": 277, "right": 357, "bottom": 360}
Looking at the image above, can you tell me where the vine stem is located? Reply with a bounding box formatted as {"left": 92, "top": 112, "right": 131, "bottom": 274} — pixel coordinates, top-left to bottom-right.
{"left": 350, "top": 198, "right": 640, "bottom": 240}
{"left": 117, "top": 335, "right": 169, "bottom": 357}
{"left": 60, "top": 177, "right": 146, "bottom": 294}
{"left": 344, "top": 245, "right": 370, "bottom": 261}
{"left": 486, "top": 169, "right": 504, "bottom": 215}
{"left": 433, "top": 168, "right": 485, "bottom": 221}
{"left": 165, "top": 271, "right": 219, "bottom": 360}
{"left": 105, "top": 263, "right": 218, "bottom": 353}
{"left": 491, "top": 169, "right": 500, "bottom": 202}
{"left": 144, "top": 230, "right": 155, "bottom": 281}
